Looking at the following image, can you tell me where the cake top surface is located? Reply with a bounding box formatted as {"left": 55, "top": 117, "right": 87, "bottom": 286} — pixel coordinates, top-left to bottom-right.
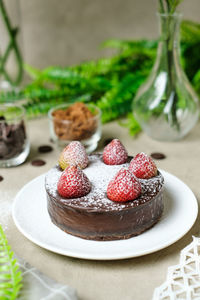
{"left": 45, "top": 154, "right": 164, "bottom": 212}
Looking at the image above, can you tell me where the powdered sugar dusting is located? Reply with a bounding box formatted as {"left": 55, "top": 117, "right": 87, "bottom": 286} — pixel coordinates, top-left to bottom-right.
{"left": 103, "top": 139, "right": 128, "bottom": 165}
{"left": 59, "top": 141, "right": 88, "bottom": 169}
{"left": 45, "top": 154, "right": 164, "bottom": 211}
{"left": 57, "top": 166, "right": 91, "bottom": 198}
{"left": 107, "top": 169, "right": 141, "bottom": 202}
{"left": 129, "top": 152, "right": 157, "bottom": 179}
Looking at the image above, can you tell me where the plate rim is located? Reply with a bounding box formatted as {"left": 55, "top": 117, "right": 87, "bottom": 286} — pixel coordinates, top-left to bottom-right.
{"left": 12, "top": 169, "right": 198, "bottom": 260}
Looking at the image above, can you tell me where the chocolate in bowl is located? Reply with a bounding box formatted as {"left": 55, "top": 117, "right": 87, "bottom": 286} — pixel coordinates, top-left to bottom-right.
{"left": 0, "top": 118, "right": 26, "bottom": 160}
{"left": 48, "top": 103, "right": 101, "bottom": 153}
{"left": 45, "top": 154, "right": 164, "bottom": 241}
{"left": 0, "top": 104, "right": 30, "bottom": 167}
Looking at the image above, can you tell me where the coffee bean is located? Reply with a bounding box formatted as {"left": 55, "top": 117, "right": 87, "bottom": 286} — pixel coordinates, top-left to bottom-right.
{"left": 0, "top": 175, "right": 4, "bottom": 182}
{"left": 38, "top": 145, "right": 53, "bottom": 153}
{"left": 31, "top": 159, "right": 46, "bottom": 166}
{"left": 151, "top": 152, "right": 166, "bottom": 160}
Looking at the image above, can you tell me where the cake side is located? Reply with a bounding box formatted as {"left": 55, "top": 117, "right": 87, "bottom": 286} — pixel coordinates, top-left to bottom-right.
{"left": 47, "top": 190, "right": 164, "bottom": 240}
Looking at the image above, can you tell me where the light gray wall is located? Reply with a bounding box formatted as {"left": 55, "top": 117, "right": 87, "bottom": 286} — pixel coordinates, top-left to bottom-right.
{"left": 11, "top": 0, "right": 200, "bottom": 69}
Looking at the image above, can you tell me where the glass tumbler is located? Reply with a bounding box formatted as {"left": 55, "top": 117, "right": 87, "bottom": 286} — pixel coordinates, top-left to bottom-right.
{"left": 48, "top": 103, "right": 102, "bottom": 153}
{"left": 0, "top": 103, "right": 30, "bottom": 167}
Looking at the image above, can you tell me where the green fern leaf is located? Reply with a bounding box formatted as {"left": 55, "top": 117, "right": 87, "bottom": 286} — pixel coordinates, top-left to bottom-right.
{"left": 24, "top": 64, "right": 42, "bottom": 80}
{"left": 0, "top": 225, "right": 22, "bottom": 299}
{"left": 118, "top": 113, "right": 141, "bottom": 137}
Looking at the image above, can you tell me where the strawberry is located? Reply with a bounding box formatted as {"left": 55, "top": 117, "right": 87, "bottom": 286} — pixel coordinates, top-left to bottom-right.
{"left": 57, "top": 166, "right": 91, "bottom": 198}
{"left": 129, "top": 152, "right": 157, "bottom": 179}
{"left": 107, "top": 168, "right": 141, "bottom": 202}
{"left": 103, "top": 139, "right": 128, "bottom": 165}
{"left": 59, "top": 141, "right": 89, "bottom": 170}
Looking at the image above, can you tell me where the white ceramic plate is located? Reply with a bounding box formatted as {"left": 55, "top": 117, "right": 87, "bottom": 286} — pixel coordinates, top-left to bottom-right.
{"left": 12, "top": 170, "right": 198, "bottom": 260}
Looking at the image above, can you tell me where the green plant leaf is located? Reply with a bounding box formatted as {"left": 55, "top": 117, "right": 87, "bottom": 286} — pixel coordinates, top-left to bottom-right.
{"left": 118, "top": 113, "right": 141, "bottom": 137}
{"left": 159, "top": 0, "right": 184, "bottom": 13}
{"left": 168, "top": 0, "right": 184, "bottom": 13}
{"left": 24, "top": 63, "right": 41, "bottom": 80}
{"left": 0, "top": 225, "right": 22, "bottom": 299}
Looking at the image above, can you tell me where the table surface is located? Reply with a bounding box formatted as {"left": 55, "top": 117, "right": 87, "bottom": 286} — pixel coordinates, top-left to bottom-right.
{"left": 1, "top": 117, "right": 200, "bottom": 300}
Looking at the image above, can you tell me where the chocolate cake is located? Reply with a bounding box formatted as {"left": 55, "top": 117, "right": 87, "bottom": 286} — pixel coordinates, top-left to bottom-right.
{"left": 45, "top": 154, "right": 164, "bottom": 241}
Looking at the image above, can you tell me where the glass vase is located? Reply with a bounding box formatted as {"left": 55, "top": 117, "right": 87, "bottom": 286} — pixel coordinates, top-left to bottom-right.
{"left": 132, "top": 13, "right": 199, "bottom": 141}
{"left": 0, "top": 0, "right": 23, "bottom": 91}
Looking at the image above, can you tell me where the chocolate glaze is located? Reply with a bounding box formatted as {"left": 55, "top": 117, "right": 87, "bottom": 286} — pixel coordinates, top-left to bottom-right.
{"left": 45, "top": 154, "right": 164, "bottom": 241}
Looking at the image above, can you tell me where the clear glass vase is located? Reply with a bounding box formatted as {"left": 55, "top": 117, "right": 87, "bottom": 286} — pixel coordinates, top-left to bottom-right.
{"left": 132, "top": 13, "right": 199, "bottom": 141}
{"left": 0, "top": 0, "right": 23, "bottom": 91}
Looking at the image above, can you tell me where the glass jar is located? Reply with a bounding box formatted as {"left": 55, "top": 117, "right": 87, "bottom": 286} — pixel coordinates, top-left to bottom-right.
{"left": 132, "top": 13, "right": 199, "bottom": 141}
{"left": 48, "top": 103, "right": 102, "bottom": 153}
{"left": 0, "top": 104, "right": 30, "bottom": 167}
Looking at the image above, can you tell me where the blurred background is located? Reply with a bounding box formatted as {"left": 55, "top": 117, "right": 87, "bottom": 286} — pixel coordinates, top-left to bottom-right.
{"left": 15, "top": 0, "right": 200, "bottom": 68}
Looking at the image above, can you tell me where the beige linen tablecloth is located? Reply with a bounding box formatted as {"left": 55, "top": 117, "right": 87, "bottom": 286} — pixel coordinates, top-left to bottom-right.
{"left": 0, "top": 118, "right": 200, "bottom": 300}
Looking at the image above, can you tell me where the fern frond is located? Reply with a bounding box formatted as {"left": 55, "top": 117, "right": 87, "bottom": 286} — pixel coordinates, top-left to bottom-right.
{"left": 168, "top": 0, "right": 184, "bottom": 13}
{"left": 24, "top": 93, "right": 92, "bottom": 119}
{"left": 118, "top": 113, "right": 141, "bottom": 136}
{"left": 0, "top": 89, "right": 25, "bottom": 103}
{"left": 193, "top": 70, "right": 200, "bottom": 94}
{"left": 24, "top": 64, "right": 42, "bottom": 80}
{"left": 0, "top": 225, "right": 22, "bottom": 299}
{"left": 159, "top": 0, "right": 183, "bottom": 13}
{"left": 97, "top": 73, "right": 147, "bottom": 123}
{"left": 181, "top": 20, "right": 200, "bottom": 44}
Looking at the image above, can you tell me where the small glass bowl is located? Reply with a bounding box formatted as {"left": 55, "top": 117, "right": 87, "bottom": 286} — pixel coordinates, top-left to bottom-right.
{"left": 0, "top": 103, "right": 30, "bottom": 167}
{"left": 48, "top": 103, "right": 102, "bottom": 153}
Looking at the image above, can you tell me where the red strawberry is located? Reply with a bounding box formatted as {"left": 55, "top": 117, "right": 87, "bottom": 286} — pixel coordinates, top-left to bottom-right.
{"left": 129, "top": 152, "right": 157, "bottom": 179}
{"left": 57, "top": 166, "right": 91, "bottom": 198}
{"left": 59, "top": 141, "right": 88, "bottom": 170}
{"left": 107, "top": 168, "right": 141, "bottom": 202}
{"left": 103, "top": 139, "right": 128, "bottom": 165}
